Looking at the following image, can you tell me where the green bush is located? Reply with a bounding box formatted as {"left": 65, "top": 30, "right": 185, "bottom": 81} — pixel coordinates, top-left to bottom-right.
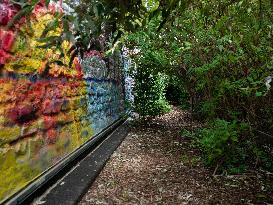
{"left": 133, "top": 70, "right": 171, "bottom": 117}
{"left": 194, "top": 119, "right": 249, "bottom": 172}
{"left": 193, "top": 119, "right": 273, "bottom": 174}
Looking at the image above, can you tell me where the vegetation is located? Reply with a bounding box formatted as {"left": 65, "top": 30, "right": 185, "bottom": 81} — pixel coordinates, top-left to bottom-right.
{"left": 125, "top": 0, "right": 273, "bottom": 174}
{"left": 134, "top": 71, "right": 170, "bottom": 117}
{"left": 6, "top": 0, "right": 273, "bottom": 174}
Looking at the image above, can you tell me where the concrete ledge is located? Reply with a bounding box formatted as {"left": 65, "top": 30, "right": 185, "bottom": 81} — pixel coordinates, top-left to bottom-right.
{"left": 29, "top": 120, "right": 130, "bottom": 205}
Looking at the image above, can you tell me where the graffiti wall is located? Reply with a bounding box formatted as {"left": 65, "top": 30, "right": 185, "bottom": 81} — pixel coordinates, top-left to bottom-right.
{"left": 0, "top": 1, "right": 127, "bottom": 202}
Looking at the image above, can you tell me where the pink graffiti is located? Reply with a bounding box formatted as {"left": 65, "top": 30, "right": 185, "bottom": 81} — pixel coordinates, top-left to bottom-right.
{"left": 0, "top": 0, "right": 20, "bottom": 26}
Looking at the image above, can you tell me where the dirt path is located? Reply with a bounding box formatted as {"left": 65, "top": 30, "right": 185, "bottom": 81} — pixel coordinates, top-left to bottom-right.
{"left": 79, "top": 106, "right": 272, "bottom": 205}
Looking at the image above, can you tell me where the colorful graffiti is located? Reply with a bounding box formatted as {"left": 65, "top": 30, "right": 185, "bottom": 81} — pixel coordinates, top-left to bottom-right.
{"left": 0, "top": 1, "right": 127, "bottom": 202}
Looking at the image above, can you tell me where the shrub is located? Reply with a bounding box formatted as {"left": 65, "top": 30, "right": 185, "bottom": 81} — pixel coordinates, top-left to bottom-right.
{"left": 194, "top": 119, "right": 250, "bottom": 173}
{"left": 133, "top": 70, "right": 171, "bottom": 117}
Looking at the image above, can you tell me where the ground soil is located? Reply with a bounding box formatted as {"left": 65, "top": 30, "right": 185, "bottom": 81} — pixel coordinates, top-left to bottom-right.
{"left": 79, "top": 106, "right": 273, "bottom": 205}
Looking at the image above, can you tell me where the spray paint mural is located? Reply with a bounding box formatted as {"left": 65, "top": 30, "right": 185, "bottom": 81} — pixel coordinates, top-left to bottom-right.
{"left": 0, "top": 1, "right": 129, "bottom": 202}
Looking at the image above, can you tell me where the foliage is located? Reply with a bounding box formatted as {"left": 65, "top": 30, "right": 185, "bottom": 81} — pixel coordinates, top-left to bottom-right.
{"left": 194, "top": 120, "right": 249, "bottom": 172}
{"left": 125, "top": 18, "right": 172, "bottom": 116}
{"left": 191, "top": 119, "right": 273, "bottom": 173}
{"left": 5, "top": 0, "right": 186, "bottom": 58}
{"left": 165, "top": 76, "right": 190, "bottom": 107}
{"left": 134, "top": 70, "right": 171, "bottom": 117}
{"left": 61, "top": 0, "right": 188, "bottom": 53}
{"left": 126, "top": 0, "right": 273, "bottom": 173}
{"left": 177, "top": 0, "right": 273, "bottom": 173}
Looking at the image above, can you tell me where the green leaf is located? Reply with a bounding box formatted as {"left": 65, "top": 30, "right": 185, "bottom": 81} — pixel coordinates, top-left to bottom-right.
{"left": 255, "top": 92, "right": 263, "bottom": 97}
{"left": 45, "top": 0, "right": 50, "bottom": 6}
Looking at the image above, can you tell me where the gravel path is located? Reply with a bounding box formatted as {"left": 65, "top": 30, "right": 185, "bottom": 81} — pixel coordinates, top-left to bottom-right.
{"left": 79, "top": 106, "right": 273, "bottom": 205}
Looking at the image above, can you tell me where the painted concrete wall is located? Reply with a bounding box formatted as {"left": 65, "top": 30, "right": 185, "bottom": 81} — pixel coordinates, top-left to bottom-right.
{"left": 0, "top": 1, "right": 127, "bottom": 202}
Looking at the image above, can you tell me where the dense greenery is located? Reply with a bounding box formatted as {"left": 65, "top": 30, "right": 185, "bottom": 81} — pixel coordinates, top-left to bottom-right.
{"left": 126, "top": 0, "right": 273, "bottom": 173}
{"left": 7, "top": 0, "right": 183, "bottom": 56}
{"left": 134, "top": 70, "right": 171, "bottom": 117}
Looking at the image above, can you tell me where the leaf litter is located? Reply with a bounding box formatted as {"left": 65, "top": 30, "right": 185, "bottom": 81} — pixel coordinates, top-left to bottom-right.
{"left": 79, "top": 106, "right": 273, "bottom": 205}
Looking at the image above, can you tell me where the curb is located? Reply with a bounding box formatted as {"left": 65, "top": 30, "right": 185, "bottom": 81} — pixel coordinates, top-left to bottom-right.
{"left": 21, "top": 119, "right": 130, "bottom": 205}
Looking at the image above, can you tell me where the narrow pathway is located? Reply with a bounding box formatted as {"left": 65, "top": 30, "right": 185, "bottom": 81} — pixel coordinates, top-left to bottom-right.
{"left": 79, "top": 107, "right": 272, "bottom": 205}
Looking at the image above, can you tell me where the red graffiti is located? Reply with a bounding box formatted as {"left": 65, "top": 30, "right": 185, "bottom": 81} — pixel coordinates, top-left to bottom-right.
{"left": 0, "top": 0, "right": 20, "bottom": 26}
{"left": 0, "top": 29, "right": 15, "bottom": 51}
{"left": 43, "top": 116, "right": 56, "bottom": 130}
{"left": 85, "top": 50, "right": 103, "bottom": 58}
{"left": 0, "top": 29, "right": 15, "bottom": 64}
{"left": 8, "top": 103, "right": 38, "bottom": 124}
{"left": 0, "top": 48, "right": 10, "bottom": 65}
{"left": 46, "top": 128, "right": 58, "bottom": 144}
{"left": 74, "top": 58, "right": 84, "bottom": 79}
